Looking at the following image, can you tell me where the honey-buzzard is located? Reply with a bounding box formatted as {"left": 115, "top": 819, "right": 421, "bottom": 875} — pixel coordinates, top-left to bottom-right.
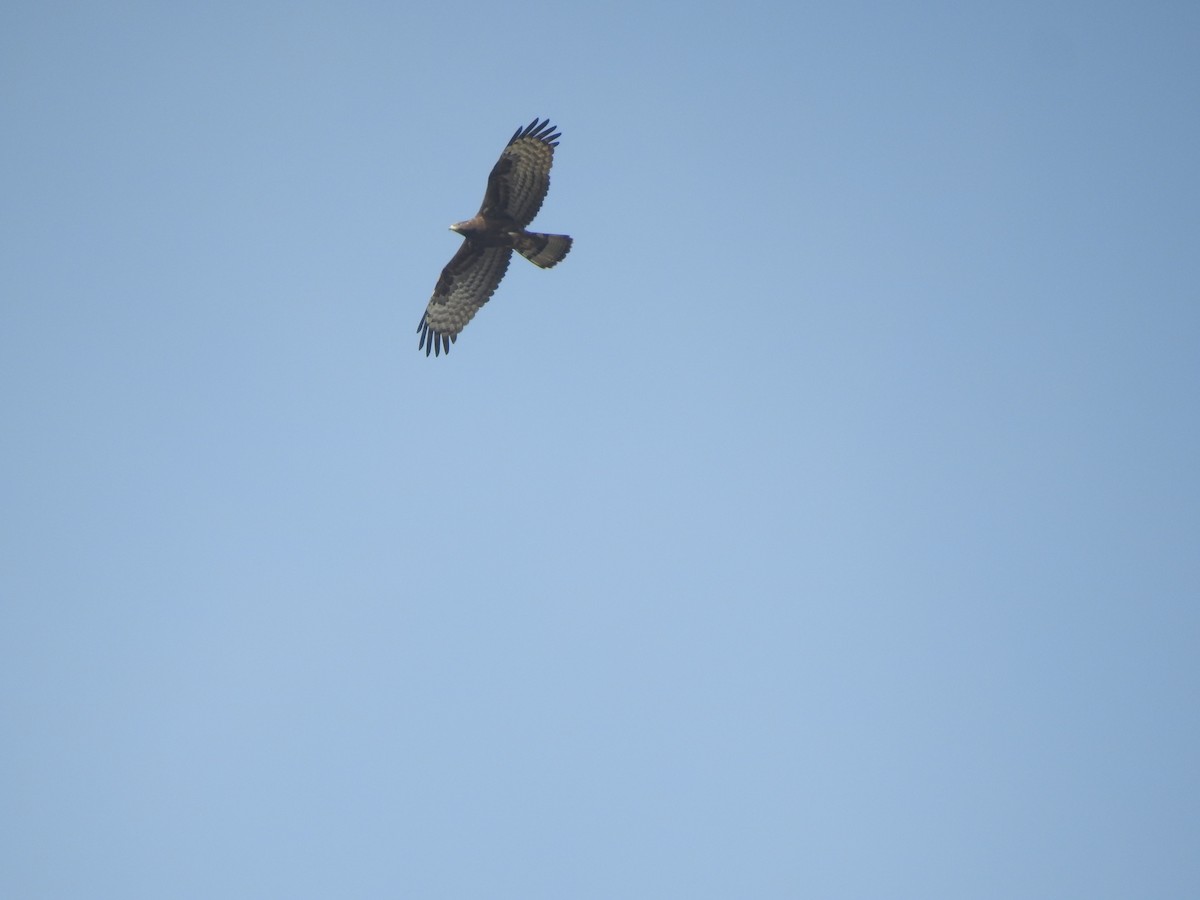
{"left": 417, "top": 118, "right": 572, "bottom": 356}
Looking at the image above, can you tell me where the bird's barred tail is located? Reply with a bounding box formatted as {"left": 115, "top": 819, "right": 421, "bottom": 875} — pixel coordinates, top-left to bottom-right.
{"left": 516, "top": 233, "right": 572, "bottom": 268}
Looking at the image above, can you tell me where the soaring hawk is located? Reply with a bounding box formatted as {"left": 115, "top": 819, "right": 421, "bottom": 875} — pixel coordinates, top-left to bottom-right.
{"left": 416, "top": 118, "right": 573, "bottom": 356}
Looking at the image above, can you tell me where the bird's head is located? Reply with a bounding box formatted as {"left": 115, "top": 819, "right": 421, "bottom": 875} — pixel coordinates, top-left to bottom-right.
{"left": 450, "top": 217, "right": 483, "bottom": 237}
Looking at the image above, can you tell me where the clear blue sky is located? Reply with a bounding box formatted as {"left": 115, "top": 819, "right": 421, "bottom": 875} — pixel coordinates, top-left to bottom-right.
{"left": 2, "top": 2, "right": 1198, "bottom": 897}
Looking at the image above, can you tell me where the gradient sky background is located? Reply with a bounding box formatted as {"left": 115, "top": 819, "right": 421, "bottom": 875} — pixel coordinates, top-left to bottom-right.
{"left": 2, "top": 2, "right": 1198, "bottom": 897}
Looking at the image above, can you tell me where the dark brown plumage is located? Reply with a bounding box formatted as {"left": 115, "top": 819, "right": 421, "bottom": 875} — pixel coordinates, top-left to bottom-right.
{"left": 417, "top": 118, "right": 573, "bottom": 356}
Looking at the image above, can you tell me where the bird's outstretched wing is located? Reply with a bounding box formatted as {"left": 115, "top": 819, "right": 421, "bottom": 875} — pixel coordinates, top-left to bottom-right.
{"left": 478, "top": 118, "right": 560, "bottom": 227}
{"left": 417, "top": 244, "right": 512, "bottom": 357}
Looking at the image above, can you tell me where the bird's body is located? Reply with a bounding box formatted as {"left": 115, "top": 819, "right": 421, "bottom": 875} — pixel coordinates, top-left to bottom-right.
{"left": 417, "top": 118, "right": 572, "bottom": 356}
